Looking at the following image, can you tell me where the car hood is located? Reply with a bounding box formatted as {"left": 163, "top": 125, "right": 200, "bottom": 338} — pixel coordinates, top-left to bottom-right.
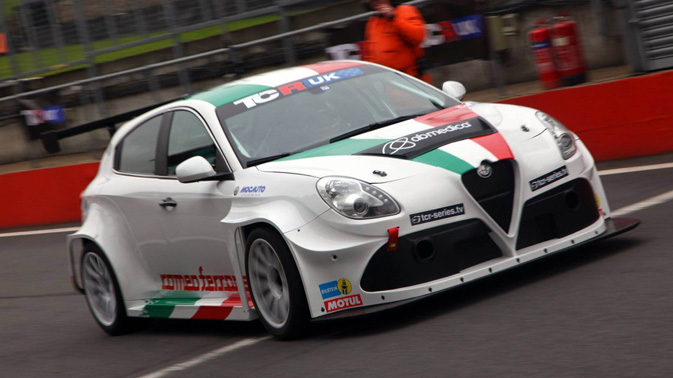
{"left": 257, "top": 103, "right": 536, "bottom": 182}
{"left": 257, "top": 154, "right": 440, "bottom": 183}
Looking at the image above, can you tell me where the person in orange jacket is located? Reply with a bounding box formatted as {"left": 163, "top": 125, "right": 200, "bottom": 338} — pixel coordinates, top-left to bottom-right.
{"left": 362, "top": 0, "right": 431, "bottom": 84}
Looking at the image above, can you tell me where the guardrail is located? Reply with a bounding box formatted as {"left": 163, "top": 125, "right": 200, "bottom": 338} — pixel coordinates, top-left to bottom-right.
{"left": 0, "top": 0, "right": 384, "bottom": 124}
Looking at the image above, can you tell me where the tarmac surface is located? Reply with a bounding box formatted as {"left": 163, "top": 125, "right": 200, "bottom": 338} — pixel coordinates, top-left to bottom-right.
{"left": 1, "top": 152, "right": 672, "bottom": 377}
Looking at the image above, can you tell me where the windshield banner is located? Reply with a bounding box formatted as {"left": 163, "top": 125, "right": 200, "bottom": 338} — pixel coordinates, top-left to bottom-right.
{"left": 357, "top": 116, "right": 494, "bottom": 159}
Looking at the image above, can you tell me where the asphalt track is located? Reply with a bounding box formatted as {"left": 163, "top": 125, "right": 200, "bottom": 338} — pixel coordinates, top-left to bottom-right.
{"left": 2, "top": 153, "right": 672, "bottom": 378}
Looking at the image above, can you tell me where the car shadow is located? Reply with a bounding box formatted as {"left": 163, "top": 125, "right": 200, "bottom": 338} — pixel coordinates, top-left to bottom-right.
{"left": 308, "top": 236, "right": 644, "bottom": 340}
{"left": 132, "top": 236, "right": 643, "bottom": 341}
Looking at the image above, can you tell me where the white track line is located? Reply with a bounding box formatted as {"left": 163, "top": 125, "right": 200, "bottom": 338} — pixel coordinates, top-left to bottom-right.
{"left": 0, "top": 226, "right": 79, "bottom": 238}
{"left": 137, "top": 336, "right": 272, "bottom": 378}
{"left": 598, "top": 161, "right": 673, "bottom": 176}
{"left": 611, "top": 189, "right": 673, "bottom": 217}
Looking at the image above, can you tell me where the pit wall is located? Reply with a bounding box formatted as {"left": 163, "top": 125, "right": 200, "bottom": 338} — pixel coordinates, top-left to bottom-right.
{"left": 2, "top": 69, "right": 672, "bottom": 229}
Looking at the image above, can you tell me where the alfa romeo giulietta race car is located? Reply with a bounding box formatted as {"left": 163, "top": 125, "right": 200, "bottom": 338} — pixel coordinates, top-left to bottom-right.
{"left": 68, "top": 60, "right": 638, "bottom": 339}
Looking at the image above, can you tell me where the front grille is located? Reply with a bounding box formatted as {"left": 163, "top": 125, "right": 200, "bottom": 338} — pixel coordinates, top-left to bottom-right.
{"left": 461, "top": 159, "right": 515, "bottom": 232}
{"left": 516, "top": 178, "right": 600, "bottom": 250}
{"left": 360, "top": 220, "right": 502, "bottom": 292}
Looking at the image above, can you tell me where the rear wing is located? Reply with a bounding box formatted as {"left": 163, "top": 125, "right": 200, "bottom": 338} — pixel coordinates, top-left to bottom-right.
{"left": 40, "top": 98, "right": 180, "bottom": 154}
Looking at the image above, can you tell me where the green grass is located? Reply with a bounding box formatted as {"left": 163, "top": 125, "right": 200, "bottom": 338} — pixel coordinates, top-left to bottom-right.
{"left": 2, "top": 0, "right": 21, "bottom": 20}
{"left": 0, "top": 13, "right": 286, "bottom": 79}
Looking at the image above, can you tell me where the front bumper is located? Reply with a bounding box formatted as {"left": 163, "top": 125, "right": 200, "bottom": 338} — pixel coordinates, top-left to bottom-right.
{"left": 284, "top": 148, "right": 631, "bottom": 319}
{"left": 312, "top": 216, "right": 639, "bottom": 321}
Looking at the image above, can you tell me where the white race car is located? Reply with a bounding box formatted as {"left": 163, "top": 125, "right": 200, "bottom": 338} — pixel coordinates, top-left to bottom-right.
{"left": 69, "top": 61, "right": 638, "bottom": 339}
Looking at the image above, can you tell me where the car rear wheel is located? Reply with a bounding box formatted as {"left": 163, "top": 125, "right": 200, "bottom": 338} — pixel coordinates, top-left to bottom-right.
{"left": 246, "top": 228, "right": 309, "bottom": 339}
{"left": 82, "top": 248, "right": 145, "bottom": 335}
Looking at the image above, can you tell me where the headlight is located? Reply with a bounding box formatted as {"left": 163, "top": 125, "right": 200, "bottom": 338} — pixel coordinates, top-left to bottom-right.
{"left": 316, "top": 177, "right": 400, "bottom": 219}
{"left": 536, "top": 111, "right": 577, "bottom": 160}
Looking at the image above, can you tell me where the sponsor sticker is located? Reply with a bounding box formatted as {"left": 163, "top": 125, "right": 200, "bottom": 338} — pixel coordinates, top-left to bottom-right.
{"left": 529, "top": 166, "right": 569, "bottom": 191}
{"left": 357, "top": 117, "right": 493, "bottom": 160}
{"left": 410, "top": 204, "right": 465, "bottom": 226}
{"left": 224, "top": 67, "right": 365, "bottom": 115}
{"left": 160, "top": 267, "right": 245, "bottom": 292}
{"left": 324, "top": 294, "right": 363, "bottom": 313}
{"left": 319, "top": 278, "right": 352, "bottom": 299}
{"left": 237, "top": 185, "right": 266, "bottom": 196}
{"left": 21, "top": 105, "right": 66, "bottom": 126}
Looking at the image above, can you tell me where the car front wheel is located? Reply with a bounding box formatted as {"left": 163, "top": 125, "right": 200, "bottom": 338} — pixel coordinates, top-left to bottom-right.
{"left": 246, "top": 228, "right": 309, "bottom": 339}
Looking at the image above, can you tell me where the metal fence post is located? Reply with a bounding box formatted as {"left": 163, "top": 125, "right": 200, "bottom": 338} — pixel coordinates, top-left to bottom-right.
{"left": 0, "top": 4, "right": 22, "bottom": 89}
{"left": 162, "top": 0, "right": 192, "bottom": 94}
{"left": 197, "top": 0, "right": 212, "bottom": 22}
{"left": 277, "top": 0, "right": 296, "bottom": 66}
{"left": 45, "top": 0, "right": 67, "bottom": 65}
{"left": 73, "top": 0, "right": 107, "bottom": 119}
{"left": 18, "top": 3, "right": 44, "bottom": 72}
{"left": 128, "top": 0, "right": 148, "bottom": 38}
{"left": 104, "top": 0, "right": 120, "bottom": 46}
{"left": 236, "top": 0, "right": 248, "bottom": 14}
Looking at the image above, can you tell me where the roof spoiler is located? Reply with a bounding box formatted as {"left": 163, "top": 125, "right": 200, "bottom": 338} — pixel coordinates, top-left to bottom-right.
{"left": 40, "top": 97, "right": 181, "bottom": 154}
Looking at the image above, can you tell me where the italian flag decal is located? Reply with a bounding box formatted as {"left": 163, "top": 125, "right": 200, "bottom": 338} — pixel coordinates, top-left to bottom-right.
{"left": 281, "top": 104, "right": 514, "bottom": 175}
{"left": 138, "top": 293, "right": 253, "bottom": 321}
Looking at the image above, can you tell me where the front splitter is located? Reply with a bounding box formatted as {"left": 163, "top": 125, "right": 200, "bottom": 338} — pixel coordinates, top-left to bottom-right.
{"left": 313, "top": 217, "right": 640, "bottom": 321}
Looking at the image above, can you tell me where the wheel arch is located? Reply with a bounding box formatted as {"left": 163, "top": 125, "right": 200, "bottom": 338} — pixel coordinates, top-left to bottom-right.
{"left": 68, "top": 199, "right": 156, "bottom": 302}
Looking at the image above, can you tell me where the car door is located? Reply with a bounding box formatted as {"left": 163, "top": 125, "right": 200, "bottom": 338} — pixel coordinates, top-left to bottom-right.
{"left": 110, "top": 113, "right": 172, "bottom": 299}
{"left": 148, "top": 108, "right": 240, "bottom": 298}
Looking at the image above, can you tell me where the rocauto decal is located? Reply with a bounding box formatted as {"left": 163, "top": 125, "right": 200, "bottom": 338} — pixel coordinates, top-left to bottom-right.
{"left": 529, "top": 166, "right": 569, "bottom": 191}
{"left": 160, "top": 267, "right": 246, "bottom": 292}
{"left": 357, "top": 117, "right": 493, "bottom": 159}
{"left": 319, "top": 278, "right": 363, "bottom": 312}
{"left": 234, "top": 185, "right": 267, "bottom": 196}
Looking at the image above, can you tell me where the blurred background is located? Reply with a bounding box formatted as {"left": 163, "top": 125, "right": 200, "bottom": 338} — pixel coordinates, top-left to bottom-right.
{"left": 0, "top": 0, "right": 665, "bottom": 165}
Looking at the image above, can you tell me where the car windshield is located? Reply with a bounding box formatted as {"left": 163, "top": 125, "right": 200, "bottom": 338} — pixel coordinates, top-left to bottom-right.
{"left": 216, "top": 65, "right": 461, "bottom": 167}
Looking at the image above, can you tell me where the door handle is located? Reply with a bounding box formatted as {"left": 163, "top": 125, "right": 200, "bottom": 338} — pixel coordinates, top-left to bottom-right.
{"left": 159, "top": 197, "right": 177, "bottom": 208}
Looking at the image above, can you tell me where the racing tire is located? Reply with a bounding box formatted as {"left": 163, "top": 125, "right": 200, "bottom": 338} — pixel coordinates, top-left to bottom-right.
{"left": 81, "top": 247, "right": 146, "bottom": 335}
{"left": 245, "top": 228, "right": 310, "bottom": 340}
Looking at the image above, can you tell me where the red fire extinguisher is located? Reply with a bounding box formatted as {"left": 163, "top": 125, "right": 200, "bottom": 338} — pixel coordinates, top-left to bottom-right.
{"left": 528, "top": 21, "right": 561, "bottom": 90}
{"left": 550, "top": 16, "right": 586, "bottom": 86}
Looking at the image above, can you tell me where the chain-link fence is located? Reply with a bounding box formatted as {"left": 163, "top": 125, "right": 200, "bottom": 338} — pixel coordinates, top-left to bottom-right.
{"left": 0, "top": 0, "right": 343, "bottom": 81}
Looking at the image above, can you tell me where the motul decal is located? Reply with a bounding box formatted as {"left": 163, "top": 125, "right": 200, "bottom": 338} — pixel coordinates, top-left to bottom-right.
{"left": 324, "top": 294, "right": 363, "bottom": 313}
{"left": 160, "top": 267, "right": 246, "bottom": 292}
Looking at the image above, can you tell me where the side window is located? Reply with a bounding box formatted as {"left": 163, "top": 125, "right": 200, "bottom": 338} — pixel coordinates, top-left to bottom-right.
{"left": 117, "top": 115, "right": 162, "bottom": 175}
{"left": 167, "top": 110, "right": 223, "bottom": 175}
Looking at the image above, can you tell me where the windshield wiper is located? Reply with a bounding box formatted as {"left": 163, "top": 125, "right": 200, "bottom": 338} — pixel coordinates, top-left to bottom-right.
{"left": 330, "top": 112, "right": 432, "bottom": 143}
{"left": 246, "top": 153, "right": 290, "bottom": 167}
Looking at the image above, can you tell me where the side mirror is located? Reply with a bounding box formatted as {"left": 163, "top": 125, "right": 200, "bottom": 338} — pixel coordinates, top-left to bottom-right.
{"left": 176, "top": 156, "right": 217, "bottom": 183}
{"left": 441, "top": 81, "right": 466, "bottom": 101}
